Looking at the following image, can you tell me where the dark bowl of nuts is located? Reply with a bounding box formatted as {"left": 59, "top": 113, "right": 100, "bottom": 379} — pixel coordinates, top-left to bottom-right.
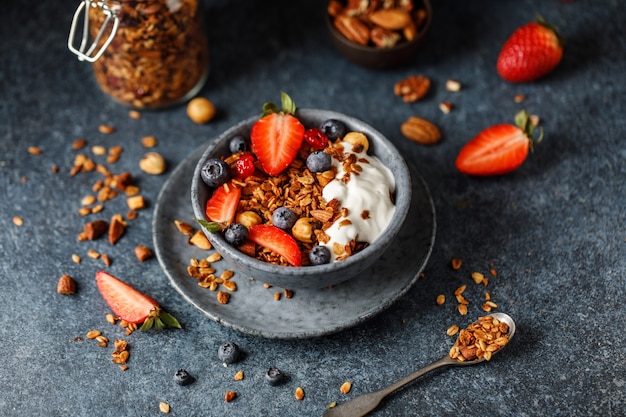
{"left": 191, "top": 103, "right": 411, "bottom": 290}
{"left": 326, "top": 0, "right": 432, "bottom": 69}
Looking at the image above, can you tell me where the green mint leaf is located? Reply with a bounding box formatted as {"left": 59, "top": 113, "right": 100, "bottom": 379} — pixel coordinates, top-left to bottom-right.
{"left": 194, "top": 218, "right": 223, "bottom": 233}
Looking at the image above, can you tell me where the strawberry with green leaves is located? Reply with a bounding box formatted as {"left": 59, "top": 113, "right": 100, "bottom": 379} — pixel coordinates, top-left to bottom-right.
{"left": 455, "top": 110, "right": 543, "bottom": 176}
{"left": 497, "top": 15, "right": 563, "bottom": 83}
{"left": 250, "top": 92, "right": 305, "bottom": 176}
{"left": 95, "top": 270, "right": 181, "bottom": 331}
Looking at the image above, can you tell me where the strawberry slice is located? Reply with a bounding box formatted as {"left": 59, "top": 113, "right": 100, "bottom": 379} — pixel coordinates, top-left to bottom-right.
{"left": 247, "top": 224, "right": 302, "bottom": 266}
{"left": 455, "top": 110, "right": 542, "bottom": 176}
{"left": 205, "top": 181, "right": 242, "bottom": 225}
{"left": 250, "top": 92, "right": 305, "bottom": 176}
{"left": 95, "top": 270, "right": 181, "bottom": 330}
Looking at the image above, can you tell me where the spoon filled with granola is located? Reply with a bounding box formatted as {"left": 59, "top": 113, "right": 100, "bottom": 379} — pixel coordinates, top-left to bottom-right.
{"left": 323, "top": 313, "right": 516, "bottom": 417}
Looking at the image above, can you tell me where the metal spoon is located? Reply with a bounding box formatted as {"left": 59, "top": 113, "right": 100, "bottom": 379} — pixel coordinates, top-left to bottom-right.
{"left": 322, "top": 312, "right": 516, "bottom": 417}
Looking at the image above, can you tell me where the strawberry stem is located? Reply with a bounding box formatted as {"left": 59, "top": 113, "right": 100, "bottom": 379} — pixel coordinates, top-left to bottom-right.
{"left": 140, "top": 307, "right": 182, "bottom": 331}
{"left": 514, "top": 110, "right": 544, "bottom": 149}
{"left": 261, "top": 92, "right": 297, "bottom": 117}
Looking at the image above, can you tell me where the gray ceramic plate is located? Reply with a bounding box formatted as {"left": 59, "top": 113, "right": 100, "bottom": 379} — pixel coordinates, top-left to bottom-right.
{"left": 153, "top": 142, "right": 435, "bottom": 339}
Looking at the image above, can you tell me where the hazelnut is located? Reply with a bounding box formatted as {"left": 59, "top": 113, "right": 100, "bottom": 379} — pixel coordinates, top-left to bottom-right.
{"left": 343, "top": 132, "right": 369, "bottom": 153}
{"left": 187, "top": 97, "right": 216, "bottom": 124}
{"left": 291, "top": 217, "right": 313, "bottom": 243}
{"left": 139, "top": 152, "right": 166, "bottom": 175}
{"left": 236, "top": 211, "right": 262, "bottom": 228}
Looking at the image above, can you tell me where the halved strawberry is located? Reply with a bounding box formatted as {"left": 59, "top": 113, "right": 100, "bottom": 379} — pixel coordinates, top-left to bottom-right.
{"left": 247, "top": 224, "right": 302, "bottom": 266}
{"left": 95, "top": 270, "right": 181, "bottom": 330}
{"left": 250, "top": 92, "right": 305, "bottom": 176}
{"left": 205, "top": 181, "right": 242, "bottom": 225}
{"left": 455, "top": 110, "right": 543, "bottom": 176}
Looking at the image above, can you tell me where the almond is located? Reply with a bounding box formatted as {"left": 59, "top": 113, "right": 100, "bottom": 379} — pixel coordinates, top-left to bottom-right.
{"left": 57, "top": 274, "right": 77, "bottom": 295}
{"left": 369, "top": 9, "right": 412, "bottom": 30}
{"left": 400, "top": 117, "right": 441, "bottom": 145}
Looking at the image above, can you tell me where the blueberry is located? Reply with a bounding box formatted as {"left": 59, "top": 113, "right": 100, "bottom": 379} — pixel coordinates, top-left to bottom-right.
{"left": 218, "top": 342, "right": 241, "bottom": 364}
{"left": 309, "top": 245, "right": 331, "bottom": 265}
{"left": 173, "top": 369, "right": 195, "bottom": 386}
{"left": 200, "top": 158, "right": 229, "bottom": 188}
{"left": 264, "top": 367, "right": 285, "bottom": 386}
{"left": 320, "top": 119, "right": 346, "bottom": 140}
{"left": 272, "top": 207, "right": 297, "bottom": 230}
{"left": 229, "top": 135, "right": 248, "bottom": 153}
{"left": 306, "top": 151, "right": 332, "bottom": 173}
{"left": 224, "top": 223, "right": 248, "bottom": 247}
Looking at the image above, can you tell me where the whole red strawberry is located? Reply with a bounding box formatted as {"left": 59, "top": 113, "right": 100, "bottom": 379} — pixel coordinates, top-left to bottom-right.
{"left": 497, "top": 15, "right": 563, "bottom": 83}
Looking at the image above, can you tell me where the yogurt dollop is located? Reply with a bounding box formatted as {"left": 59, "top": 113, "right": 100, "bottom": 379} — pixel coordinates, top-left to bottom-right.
{"left": 321, "top": 141, "right": 396, "bottom": 261}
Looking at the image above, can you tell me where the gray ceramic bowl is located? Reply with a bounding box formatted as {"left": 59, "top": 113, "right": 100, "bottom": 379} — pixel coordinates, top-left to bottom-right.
{"left": 191, "top": 109, "right": 411, "bottom": 289}
{"left": 326, "top": 0, "right": 432, "bottom": 69}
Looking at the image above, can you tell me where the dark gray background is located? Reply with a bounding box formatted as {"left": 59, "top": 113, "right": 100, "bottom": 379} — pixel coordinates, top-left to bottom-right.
{"left": 1, "top": 0, "right": 625, "bottom": 415}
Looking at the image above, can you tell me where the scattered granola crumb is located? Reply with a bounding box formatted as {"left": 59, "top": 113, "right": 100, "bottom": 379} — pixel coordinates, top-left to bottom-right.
{"left": 340, "top": 381, "right": 352, "bottom": 394}
{"left": 224, "top": 391, "right": 237, "bottom": 403}
{"left": 141, "top": 136, "right": 157, "bottom": 148}
{"left": 12, "top": 216, "right": 24, "bottom": 227}
{"left": 101, "top": 253, "right": 112, "bottom": 267}
{"left": 445, "top": 79, "right": 462, "bottom": 92}
{"left": 174, "top": 220, "right": 194, "bottom": 236}
{"left": 217, "top": 291, "right": 230, "bottom": 304}
{"left": 105, "top": 313, "right": 117, "bottom": 324}
{"left": 436, "top": 294, "right": 445, "bottom": 305}
{"left": 98, "top": 124, "right": 116, "bottom": 134}
{"left": 86, "top": 330, "right": 101, "bottom": 339}
{"left": 72, "top": 138, "right": 87, "bottom": 150}
{"left": 439, "top": 101, "right": 453, "bottom": 114}
{"left": 451, "top": 258, "right": 462, "bottom": 270}
{"left": 295, "top": 386, "right": 305, "bottom": 401}
{"left": 27, "top": 146, "right": 42, "bottom": 155}
{"left": 471, "top": 272, "right": 485, "bottom": 285}
{"left": 134, "top": 245, "right": 153, "bottom": 262}
{"left": 159, "top": 401, "right": 170, "bottom": 413}
{"left": 446, "top": 324, "right": 460, "bottom": 336}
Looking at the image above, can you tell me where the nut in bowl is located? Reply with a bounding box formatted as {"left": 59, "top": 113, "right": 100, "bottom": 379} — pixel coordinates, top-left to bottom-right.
{"left": 326, "top": 0, "right": 432, "bottom": 69}
{"left": 191, "top": 94, "right": 411, "bottom": 289}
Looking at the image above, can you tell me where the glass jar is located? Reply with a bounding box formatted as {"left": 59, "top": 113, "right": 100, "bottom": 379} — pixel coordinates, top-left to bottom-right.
{"left": 68, "top": 0, "right": 209, "bottom": 109}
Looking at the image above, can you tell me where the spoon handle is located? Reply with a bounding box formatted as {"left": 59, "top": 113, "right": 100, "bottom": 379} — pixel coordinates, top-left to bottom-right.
{"left": 322, "top": 356, "right": 453, "bottom": 417}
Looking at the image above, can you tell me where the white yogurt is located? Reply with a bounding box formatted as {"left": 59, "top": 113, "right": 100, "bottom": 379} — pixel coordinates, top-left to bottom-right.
{"left": 321, "top": 141, "right": 396, "bottom": 261}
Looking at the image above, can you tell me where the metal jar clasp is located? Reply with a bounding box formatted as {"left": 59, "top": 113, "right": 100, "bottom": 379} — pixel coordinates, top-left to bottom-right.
{"left": 67, "top": 0, "right": 119, "bottom": 62}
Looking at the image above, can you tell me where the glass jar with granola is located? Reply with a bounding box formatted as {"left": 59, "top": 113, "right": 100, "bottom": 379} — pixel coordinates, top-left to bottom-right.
{"left": 68, "top": 0, "right": 209, "bottom": 108}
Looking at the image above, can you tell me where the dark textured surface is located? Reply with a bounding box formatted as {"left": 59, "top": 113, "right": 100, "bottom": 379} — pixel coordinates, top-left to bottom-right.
{"left": 1, "top": 0, "right": 625, "bottom": 416}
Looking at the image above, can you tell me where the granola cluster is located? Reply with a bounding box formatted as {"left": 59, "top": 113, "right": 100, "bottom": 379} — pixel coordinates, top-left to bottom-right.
{"left": 225, "top": 140, "right": 371, "bottom": 265}
{"left": 449, "top": 315, "right": 510, "bottom": 362}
